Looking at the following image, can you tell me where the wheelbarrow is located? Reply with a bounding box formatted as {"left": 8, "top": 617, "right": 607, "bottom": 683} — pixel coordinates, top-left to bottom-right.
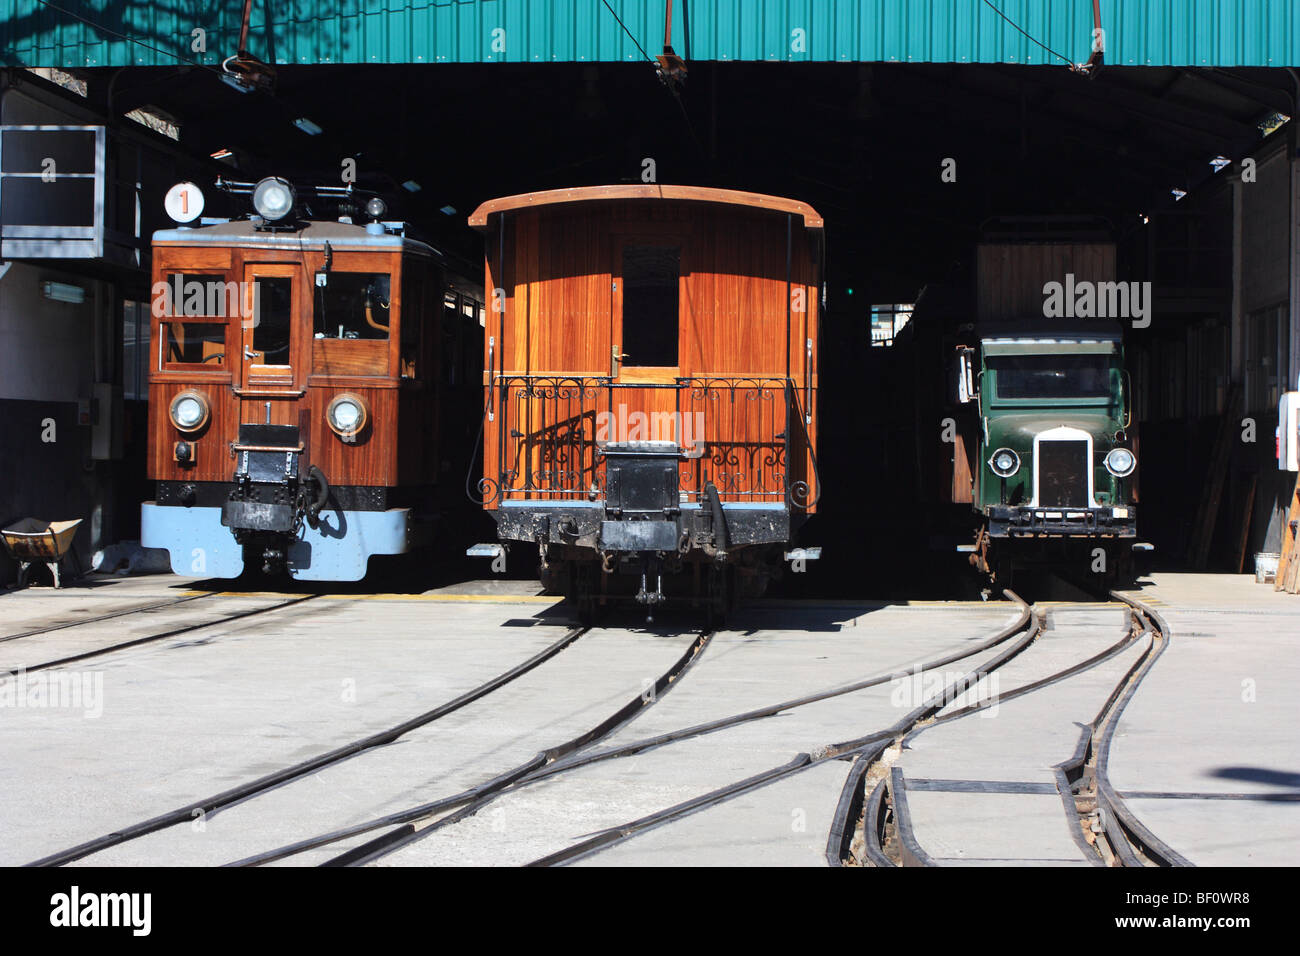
{"left": 1, "top": 518, "right": 83, "bottom": 588}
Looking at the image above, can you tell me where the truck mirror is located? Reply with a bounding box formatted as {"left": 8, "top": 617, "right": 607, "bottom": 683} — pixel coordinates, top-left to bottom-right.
{"left": 956, "top": 347, "right": 976, "bottom": 404}
{"left": 1279, "top": 391, "right": 1300, "bottom": 472}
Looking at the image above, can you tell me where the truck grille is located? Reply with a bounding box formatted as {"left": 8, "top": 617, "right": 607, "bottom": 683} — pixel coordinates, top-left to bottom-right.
{"left": 1037, "top": 440, "right": 1088, "bottom": 506}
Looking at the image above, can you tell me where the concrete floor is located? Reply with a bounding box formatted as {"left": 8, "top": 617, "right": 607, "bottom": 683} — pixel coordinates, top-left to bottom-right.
{"left": 1, "top": 570, "right": 1294, "bottom": 866}
{"left": 1106, "top": 574, "right": 1300, "bottom": 865}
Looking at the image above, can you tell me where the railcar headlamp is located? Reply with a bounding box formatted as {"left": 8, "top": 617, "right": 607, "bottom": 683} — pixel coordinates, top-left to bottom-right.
{"left": 365, "top": 197, "right": 387, "bottom": 219}
{"left": 169, "top": 390, "right": 211, "bottom": 433}
{"left": 326, "top": 393, "right": 369, "bottom": 439}
{"left": 1105, "top": 447, "right": 1136, "bottom": 478}
{"left": 252, "top": 177, "right": 295, "bottom": 221}
{"left": 988, "top": 447, "right": 1020, "bottom": 478}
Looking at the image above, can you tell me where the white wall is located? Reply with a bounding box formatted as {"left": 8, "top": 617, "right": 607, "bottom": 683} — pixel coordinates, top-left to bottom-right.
{"left": 0, "top": 261, "right": 100, "bottom": 402}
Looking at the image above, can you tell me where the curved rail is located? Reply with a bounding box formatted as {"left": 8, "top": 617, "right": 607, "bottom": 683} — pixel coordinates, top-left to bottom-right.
{"left": 6, "top": 593, "right": 319, "bottom": 677}
{"left": 0, "top": 592, "right": 215, "bottom": 645}
{"left": 234, "top": 626, "right": 716, "bottom": 867}
{"left": 26, "top": 623, "right": 590, "bottom": 867}
{"left": 1094, "top": 591, "right": 1192, "bottom": 867}
{"left": 868, "top": 592, "right": 1182, "bottom": 867}
{"left": 526, "top": 593, "right": 1039, "bottom": 866}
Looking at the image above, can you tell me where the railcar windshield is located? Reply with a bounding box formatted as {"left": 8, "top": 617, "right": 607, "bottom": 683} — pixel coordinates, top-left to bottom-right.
{"left": 989, "top": 353, "right": 1115, "bottom": 400}
{"left": 313, "top": 273, "right": 391, "bottom": 340}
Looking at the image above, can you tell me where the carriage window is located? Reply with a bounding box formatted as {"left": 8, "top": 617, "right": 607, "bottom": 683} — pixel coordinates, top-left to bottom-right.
{"left": 249, "top": 276, "right": 293, "bottom": 365}
{"left": 622, "top": 245, "right": 680, "bottom": 367}
{"left": 163, "top": 322, "right": 226, "bottom": 366}
{"left": 159, "top": 272, "right": 231, "bottom": 368}
{"left": 313, "top": 273, "right": 390, "bottom": 341}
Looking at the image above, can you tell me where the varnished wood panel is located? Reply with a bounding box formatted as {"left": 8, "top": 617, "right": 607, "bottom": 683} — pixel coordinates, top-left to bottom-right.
{"left": 307, "top": 386, "right": 399, "bottom": 487}
{"left": 148, "top": 380, "right": 238, "bottom": 482}
{"left": 312, "top": 338, "right": 389, "bottom": 376}
{"left": 493, "top": 202, "right": 817, "bottom": 381}
{"left": 976, "top": 242, "right": 1115, "bottom": 322}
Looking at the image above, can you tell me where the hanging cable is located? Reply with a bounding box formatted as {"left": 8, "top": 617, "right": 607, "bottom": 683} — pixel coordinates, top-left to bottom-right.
{"left": 596, "top": 0, "right": 704, "bottom": 153}
{"left": 979, "top": 0, "right": 1077, "bottom": 69}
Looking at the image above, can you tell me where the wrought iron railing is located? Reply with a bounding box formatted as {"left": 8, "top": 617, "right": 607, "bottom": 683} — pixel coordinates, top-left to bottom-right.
{"left": 474, "top": 375, "right": 818, "bottom": 510}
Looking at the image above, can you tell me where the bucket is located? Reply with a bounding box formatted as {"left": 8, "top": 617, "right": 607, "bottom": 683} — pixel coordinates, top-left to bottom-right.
{"left": 1255, "top": 552, "right": 1281, "bottom": 584}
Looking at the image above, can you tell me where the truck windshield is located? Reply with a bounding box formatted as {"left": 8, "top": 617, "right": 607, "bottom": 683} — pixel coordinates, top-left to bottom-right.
{"left": 989, "top": 354, "right": 1114, "bottom": 400}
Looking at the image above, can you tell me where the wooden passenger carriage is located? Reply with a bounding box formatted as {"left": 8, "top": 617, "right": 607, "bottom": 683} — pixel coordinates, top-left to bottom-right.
{"left": 469, "top": 185, "right": 822, "bottom": 614}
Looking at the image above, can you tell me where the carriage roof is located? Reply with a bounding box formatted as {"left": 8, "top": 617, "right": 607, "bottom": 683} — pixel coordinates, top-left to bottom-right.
{"left": 152, "top": 218, "right": 442, "bottom": 259}
{"left": 468, "top": 184, "right": 823, "bottom": 232}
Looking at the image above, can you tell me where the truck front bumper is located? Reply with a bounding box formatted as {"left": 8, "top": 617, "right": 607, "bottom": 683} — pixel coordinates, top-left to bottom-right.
{"left": 987, "top": 504, "right": 1137, "bottom": 538}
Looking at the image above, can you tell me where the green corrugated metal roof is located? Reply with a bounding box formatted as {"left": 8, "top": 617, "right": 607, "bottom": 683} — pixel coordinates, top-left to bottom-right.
{"left": 4, "top": 1, "right": 1300, "bottom": 69}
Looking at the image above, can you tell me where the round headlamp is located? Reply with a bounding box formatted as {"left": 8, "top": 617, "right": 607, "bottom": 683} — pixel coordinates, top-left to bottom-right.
{"left": 326, "top": 393, "right": 369, "bottom": 439}
{"left": 1105, "top": 447, "right": 1136, "bottom": 478}
{"left": 169, "top": 390, "right": 210, "bottom": 433}
{"left": 988, "top": 447, "right": 1020, "bottom": 478}
{"left": 365, "top": 197, "right": 387, "bottom": 219}
{"left": 252, "top": 177, "right": 296, "bottom": 221}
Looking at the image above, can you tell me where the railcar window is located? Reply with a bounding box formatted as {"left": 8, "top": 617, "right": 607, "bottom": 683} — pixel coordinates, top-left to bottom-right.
{"left": 463, "top": 299, "right": 482, "bottom": 385}
{"left": 160, "top": 273, "right": 237, "bottom": 317}
{"left": 163, "top": 322, "right": 226, "bottom": 366}
{"left": 399, "top": 270, "right": 423, "bottom": 379}
{"left": 990, "top": 354, "right": 1113, "bottom": 400}
{"left": 443, "top": 304, "right": 460, "bottom": 385}
{"left": 622, "top": 245, "right": 680, "bottom": 368}
{"left": 313, "top": 273, "right": 390, "bottom": 341}
{"left": 252, "top": 276, "right": 293, "bottom": 363}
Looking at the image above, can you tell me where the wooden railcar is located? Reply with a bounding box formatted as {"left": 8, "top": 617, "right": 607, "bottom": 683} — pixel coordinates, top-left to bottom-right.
{"left": 468, "top": 185, "right": 822, "bottom": 617}
{"left": 142, "top": 178, "right": 482, "bottom": 581}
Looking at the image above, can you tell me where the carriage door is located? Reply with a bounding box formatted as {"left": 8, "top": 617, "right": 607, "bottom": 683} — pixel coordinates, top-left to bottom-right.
{"left": 240, "top": 263, "right": 297, "bottom": 393}
{"left": 612, "top": 241, "right": 681, "bottom": 384}
{"left": 608, "top": 240, "right": 685, "bottom": 513}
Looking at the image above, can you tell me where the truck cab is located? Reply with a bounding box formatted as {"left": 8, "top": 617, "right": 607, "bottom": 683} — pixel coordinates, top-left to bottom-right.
{"left": 957, "top": 321, "right": 1147, "bottom": 580}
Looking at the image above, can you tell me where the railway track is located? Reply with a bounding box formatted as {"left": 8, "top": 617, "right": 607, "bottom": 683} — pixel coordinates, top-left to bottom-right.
{"left": 2, "top": 593, "right": 320, "bottom": 676}
{"left": 25, "top": 620, "right": 592, "bottom": 867}
{"left": 304, "top": 625, "right": 714, "bottom": 867}
{"left": 0, "top": 592, "right": 213, "bottom": 644}
{"left": 1091, "top": 595, "right": 1190, "bottom": 867}
{"left": 287, "top": 598, "right": 1035, "bottom": 867}
{"left": 519, "top": 595, "right": 1039, "bottom": 867}
{"left": 24, "top": 619, "right": 711, "bottom": 868}
{"left": 860, "top": 590, "right": 1177, "bottom": 867}
{"left": 18, "top": 586, "right": 1183, "bottom": 869}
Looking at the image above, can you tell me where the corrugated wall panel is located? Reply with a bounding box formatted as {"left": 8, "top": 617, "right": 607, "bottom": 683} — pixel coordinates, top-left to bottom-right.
{"left": 3, "top": 1, "right": 1300, "bottom": 69}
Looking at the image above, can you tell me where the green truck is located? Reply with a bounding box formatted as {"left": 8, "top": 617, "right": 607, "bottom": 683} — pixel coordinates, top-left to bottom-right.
{"left": 951, "top": 220, "right": 1152, "bottom": 584}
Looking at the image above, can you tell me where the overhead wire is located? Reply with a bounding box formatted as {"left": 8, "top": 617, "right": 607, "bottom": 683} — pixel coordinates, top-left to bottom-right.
{"left": 979, "top": 0, "right": 1077, "bottom": 68}
{"left": 596, "top": 0, "right": 705, "bottom": 155}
